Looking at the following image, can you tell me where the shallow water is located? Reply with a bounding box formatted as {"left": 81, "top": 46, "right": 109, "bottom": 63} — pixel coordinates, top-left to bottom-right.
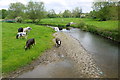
{"left": 18, "top": 59, "right": 77, "bottom": 78}
{"left": 64, "top": 28, "right": 118, "bottom": 78}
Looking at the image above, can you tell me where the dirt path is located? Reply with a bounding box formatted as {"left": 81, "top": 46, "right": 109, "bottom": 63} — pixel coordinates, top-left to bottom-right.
{"left": 4, "top": 32, "right": 103, "bottom": 78}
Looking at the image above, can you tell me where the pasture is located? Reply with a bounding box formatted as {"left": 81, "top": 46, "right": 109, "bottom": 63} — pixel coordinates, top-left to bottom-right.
{"left": 39, "top": 18, "right": 118, "bottom": 31}
{"left": 2, "top": 22, "right": 55, "bottom": 74}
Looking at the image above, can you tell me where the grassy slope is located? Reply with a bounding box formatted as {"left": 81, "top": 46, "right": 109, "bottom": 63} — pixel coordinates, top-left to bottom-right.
{"left": 2, "top": 22, "right": 55, "bottom": 74}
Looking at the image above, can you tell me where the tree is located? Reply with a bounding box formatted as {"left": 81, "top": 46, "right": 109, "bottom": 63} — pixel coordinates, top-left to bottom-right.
{"left": 57, "top": 11, "right": 63, "bottom": 18}
{"left": 92, "top": 1, "right": 118, "bottom": 20}
{"left": 63, "top": 10, "right": 72, "bottom": 18}
{"left": 0, "top": 9, "right": 8, "bottom": 19}
{"left": 72, "top": 7, "right": 82, "bottom": 18}
{"left": 89, "top": 10, "right": 97, "bottom": 19}
{"left": 26, "top": 1, "right": 45, "bottom": 23}
{"left": 7, "top": 2, "right": 25, "bottom": 19}
{"left": 47, "top": 9, "right": 57, "bottom": 18}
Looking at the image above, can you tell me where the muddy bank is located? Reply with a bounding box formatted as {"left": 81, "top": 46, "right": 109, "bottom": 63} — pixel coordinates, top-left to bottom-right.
{"left": 4, "top": 32, "right": 103, "bottom": 78}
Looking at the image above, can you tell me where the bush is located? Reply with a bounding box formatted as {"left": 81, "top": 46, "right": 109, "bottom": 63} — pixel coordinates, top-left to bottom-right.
{"left": 15, "top": 16, "right": 23, "bottom": 23}
{"left": 87, "top": 25, "right": 98, "bottom": 34}
{"left": 77, "top": 21, "right": 86, "bottom": 28}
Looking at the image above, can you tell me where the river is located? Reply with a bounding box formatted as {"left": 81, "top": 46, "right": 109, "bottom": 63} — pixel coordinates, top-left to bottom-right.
{"left": 63, "top": 28, "right": 118, "bottom": 77}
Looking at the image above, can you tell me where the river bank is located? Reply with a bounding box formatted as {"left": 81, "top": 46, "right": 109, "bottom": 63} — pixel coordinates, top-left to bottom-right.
{"left": 4, "top": 32, "right": 103, "bottom": 78}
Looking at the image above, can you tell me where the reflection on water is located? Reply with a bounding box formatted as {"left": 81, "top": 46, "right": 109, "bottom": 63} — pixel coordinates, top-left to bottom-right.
{"left": 64, "top": 28, "right": 118, "bottom": 78}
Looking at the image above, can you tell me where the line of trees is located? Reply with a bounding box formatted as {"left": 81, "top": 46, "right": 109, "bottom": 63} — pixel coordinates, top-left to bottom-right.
{"left": 89, "top": 1, "right": 119, "bottom": 21}
{"left": 46, "top": 7, "right": 82, "bottom": 18}
{"left": 0, "top": 1, "right": 46, "bottom": 23}
{"left": 0, "top": 0, "right": 119, "bottom": 22}
{"left": 0, "top": 1, "right": 82, "bottom": 23}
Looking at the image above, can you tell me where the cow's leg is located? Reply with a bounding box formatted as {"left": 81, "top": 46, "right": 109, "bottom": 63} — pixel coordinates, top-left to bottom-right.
{"left": 25, "top": 36, "right": 27, "bottom": 39}
{"left": 29, "top": 46, "right": 30, "bottom": 49}
{"left": 31, "top": 45, "right": 34, "bottom": 48}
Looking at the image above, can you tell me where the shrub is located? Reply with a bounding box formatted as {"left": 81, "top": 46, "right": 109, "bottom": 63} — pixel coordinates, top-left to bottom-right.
{"left": 87, "top": 25, "right": 98, "bottom": 34}
{"left": 15, "top": 16, "right": 23, "bottom": 23}
{"left": 77, "top": 21, "right": 86, "bottom": 28}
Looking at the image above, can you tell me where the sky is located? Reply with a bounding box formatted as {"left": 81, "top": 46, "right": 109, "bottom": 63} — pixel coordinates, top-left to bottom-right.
{"left": 0, "top": 0, "right": 98, "bottom": 13}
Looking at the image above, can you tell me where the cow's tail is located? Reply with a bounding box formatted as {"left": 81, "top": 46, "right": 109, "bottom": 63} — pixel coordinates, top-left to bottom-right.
{"left": 16, "top": 34, "right": 19, "bottom": 39}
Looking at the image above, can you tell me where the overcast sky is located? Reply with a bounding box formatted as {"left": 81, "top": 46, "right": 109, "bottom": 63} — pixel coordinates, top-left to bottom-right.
{"left": 0, "top": 0, "right": 95, "bottom": 13}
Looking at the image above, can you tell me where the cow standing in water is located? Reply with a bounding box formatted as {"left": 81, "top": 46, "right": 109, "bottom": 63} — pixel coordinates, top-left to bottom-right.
{"left": 55, "top": 38, "right": 61, "bottom": 47}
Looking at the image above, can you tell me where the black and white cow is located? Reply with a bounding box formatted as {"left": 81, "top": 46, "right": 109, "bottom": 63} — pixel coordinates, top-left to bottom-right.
{"left": 55, "top": 38, "right": 61, "bottom": 47}
{"left": 18, "top": 27, "right": 23, "bottom": 32}
{"left": 66, "top": 22, "right": 74, "bottom": 27}
{"left": 53, "top": 27, "right": 59, "bottom": 31}
{"left": 23, "top": 27, "right": 32, "bottom": 32}
{"left": 16, "top": 32, "right": 27, "bottom": 39}
{"left": 25, "top": 38, "right": 35, "bottom": 50}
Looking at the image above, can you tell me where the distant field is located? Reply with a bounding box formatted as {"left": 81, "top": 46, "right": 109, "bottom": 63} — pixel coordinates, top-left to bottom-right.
{"left": 81, "top": 18, "right": 118, "bottom": 31}
{"left": 2, "top": 22, "right": 55, "bottom": 74}
{"left": 39, "top": 18, "right": 118, "bottom": 31}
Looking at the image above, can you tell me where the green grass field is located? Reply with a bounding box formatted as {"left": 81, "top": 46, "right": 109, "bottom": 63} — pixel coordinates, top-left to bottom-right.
{"left": 2, "top": 22, "right": 55, "bottom": 74}
{"left": 40, "top": 18, "right": 118, "bottom": 30}
{"left": 81, "top": 18, "right": 118, "bottom": 31}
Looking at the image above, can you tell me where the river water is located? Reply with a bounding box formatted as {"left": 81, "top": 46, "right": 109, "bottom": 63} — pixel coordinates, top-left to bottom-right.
{"left": 63, "top": 28, "right": 118, "bottom": 78}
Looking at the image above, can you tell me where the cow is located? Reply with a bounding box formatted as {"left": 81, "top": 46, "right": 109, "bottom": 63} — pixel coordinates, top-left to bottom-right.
{"left": 66, "top": 22, "right": 74, "bottom": 27}
{"left": 16, "top": 32, "right": 27, "bottom": 39}
{"left": 53, "top": 27, "right": 59, "bottom": 31}
{"left": 55, "top": 38, "right": 61, "bottom": 47}
{"left": 23, "top": 27, "right": 32, "bottom": 32}
{"left": 18, "top": 27, "right": 23, "bottom": 32}
{"left": 58, "top": 27, "right": 63, "bottom": 30}
{"left": 66, "top": 27, "right": 71, "bottom": 30}
{"left": 25, "top": 38, "right": 35, "bottom": 50}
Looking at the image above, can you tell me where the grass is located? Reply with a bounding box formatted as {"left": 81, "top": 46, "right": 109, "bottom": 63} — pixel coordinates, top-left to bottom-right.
{"left": 2, "top": 22, "right": 55, "bottom": 74}
{"left": 80, "top": 18, "right": 118, "bottom": 31}
{"left": 39, "top": 18, "right": 118, "bottom": 30}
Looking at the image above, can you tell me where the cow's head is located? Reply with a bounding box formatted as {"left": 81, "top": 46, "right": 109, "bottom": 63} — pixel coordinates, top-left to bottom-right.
{"left": 24, "top": 46, "right": 28, "bottom": 51}
{"left": 27, "top": 27, "right": 32, "bottom": 30}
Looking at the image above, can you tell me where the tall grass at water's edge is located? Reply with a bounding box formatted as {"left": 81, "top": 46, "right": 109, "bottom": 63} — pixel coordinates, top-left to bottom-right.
{"left": 2, "top": 22, "right": 55, "bottom": 74}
